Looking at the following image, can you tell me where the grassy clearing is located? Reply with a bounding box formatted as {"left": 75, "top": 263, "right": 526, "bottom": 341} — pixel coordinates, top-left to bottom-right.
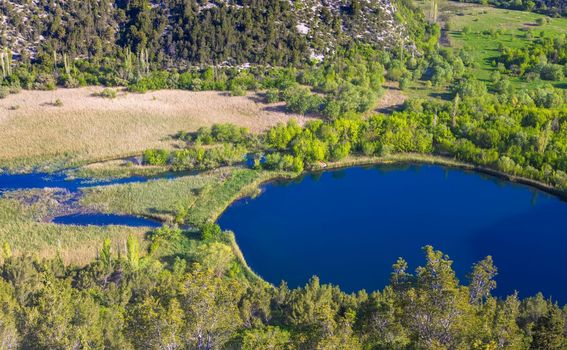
{"left": 82, "top": 165, "right": 291, "bottom": 226}
{"left": 447, "top": 4, "right": 567, "bottom": 87}
{"left": 0, "top": 197, "right": 148, "bottom": 265}
{"left": 80, "top": 170, "right": 224, "bottom": 221}
{"left": 0, "top": 87, "right": 308, "bottom": 172}
{"left": 408, "top": 1, "right": 566, "bottom": 99}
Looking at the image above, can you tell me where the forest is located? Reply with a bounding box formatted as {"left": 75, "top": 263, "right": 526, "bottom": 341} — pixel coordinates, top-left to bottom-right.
{"left": 0, "top": 0, "right": 418, "bottom": 70}
{"left": 0, "top": 240, "right": 565, "bottom": 349}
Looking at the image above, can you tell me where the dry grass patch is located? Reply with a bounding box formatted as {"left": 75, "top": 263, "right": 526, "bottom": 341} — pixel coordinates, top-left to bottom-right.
{"left": 0, "top": 197, "right": 148, "bottom": 265}
{"left": 375, "top": 81, "right": 408, "bottom": 112}
{"left": 0, "top": 87, "right": 309, "bottom": 171}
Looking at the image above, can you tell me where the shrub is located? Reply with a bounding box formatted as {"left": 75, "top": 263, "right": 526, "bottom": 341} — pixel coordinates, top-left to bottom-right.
{"left": 399, "top": 77, "right": 410, "bottom": 91}
{"left": 0, "top": 87, "right": 9, "bottom": 99}
{"left": 62, "top": 75, "right": 80, "bottom": 88}
{"left": 200, "top": 223, "right": 223, "bottom": 241}
{"left": 265, "top": 89, "right": 281, "bottom": 103}
{"left": 54, "top": 99, "right": 64, "bottom": 107}
{"left": 540, "top": 64, "right": 564, "bottom": 81}
{"left": 361, "top": 141, "right": 381, "bottom": 156}
{"left": 263, "top": 153, "right": 283, "bottom": 170}
{"left": 386, "top": 66, "right": 404, "bottom": 81}
{"left": 330, "top": 142, "right": 351, "bottom": 161}
{"left": 229, "top": 83, "right": 246, "bottom": 97}
{"left": 282, "top": 86, "right": 323, "bottom": 115}
{"left": 8, "top": 83, "right": 21, "bottom": 94}
{"left": 142, "top": 149, "right": 170, "bottom": 166}
{"left": 33, "top": 73, "right": 57, "bottom": 90}
{"left": 194, "top": 127, "right": 214, "bottom": 145}
{"left": 210, "top": 124, "right": 249, "bottom": 144}
{"left": 128, "top": 81, "right": 148, "bottom": 93}
{"left": 95, "top": 88, "right": 118, "bottom": 99}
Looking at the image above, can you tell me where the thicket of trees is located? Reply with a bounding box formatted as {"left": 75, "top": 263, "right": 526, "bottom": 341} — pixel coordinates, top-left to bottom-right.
{"left": 0, "top": 237, "right": 565, "bottom": 349}
{"left": 498, "top": 35, "right": 567, "bottom": 82}
{"left": 456, "top": 0, "right": 566, "bottom": 17}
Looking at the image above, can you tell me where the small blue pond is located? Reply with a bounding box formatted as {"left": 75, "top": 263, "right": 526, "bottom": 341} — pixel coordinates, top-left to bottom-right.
{"left": 218, "top": 164, "right": 567, "bottom": 302}
{"left": 53, "top": 213, "right": 161, "bottom": 228}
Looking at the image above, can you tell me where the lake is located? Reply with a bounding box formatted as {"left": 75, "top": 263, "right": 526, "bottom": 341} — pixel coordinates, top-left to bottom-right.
{"left": 218, "top": 164, "right": 567, "bottom": 302}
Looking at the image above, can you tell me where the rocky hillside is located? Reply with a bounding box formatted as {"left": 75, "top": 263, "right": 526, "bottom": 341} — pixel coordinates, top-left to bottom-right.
{"left": 0, "top": 0, "right": 416, "bottom": 66}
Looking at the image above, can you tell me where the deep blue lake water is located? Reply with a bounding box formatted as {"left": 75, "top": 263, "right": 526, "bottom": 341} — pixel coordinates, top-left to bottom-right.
{"left": 53, "top": 213, "right": 161, "bottom": 228}
{"left": 218, "top": 164, "right": 567, "bottom": 302}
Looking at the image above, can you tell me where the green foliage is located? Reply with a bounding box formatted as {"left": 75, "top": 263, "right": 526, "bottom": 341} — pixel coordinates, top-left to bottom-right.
{"left": 199, "top": 223, "right": 223, "bottom": 242}
{"left": 142, "top": 149, "right": 170, "bottom": 166}
{"left": 229, "top": 83, "right": 246, "bottom": 97}
{"left": 170, "top": 144, "right": 248, "bottom": 171}
{"left": 498, "top": 35, "right": 566, "bottom": 82}
{"left": 0, "top": 242, "right": 564, "bottom": 349}
{"left": 451, "top": 75, "right": 487, "bottom": 99}
{"left": 1, "top": 242, "right": 12, "bottom": 264}
{"left": 460, "top": 0, "right": 565, "bottom": 16}
{"left": 94, "top": 88, "right": 118, "bottom": 99}
{"left": 127, "top": 235, "right": 140, "bottom": 268}
{"left": 530, "top": 307, "right": 566, "bottom": 349}
{"left": 241, "top": 326, "right": 291, "bottom": 350}
{"left": 263, "top": 153, "right": 305, "bottom": 172}
{"left": 265, "top": 89, "right": 282, "bottom": 103}
{"left": 149, "top": 225, "right": 182, "bottom": 254}
{"left": 282, "top": 86, "right": 323, "bottom": 115}
{"left": 0, "top": 86, "right": 9, "bottom": 99}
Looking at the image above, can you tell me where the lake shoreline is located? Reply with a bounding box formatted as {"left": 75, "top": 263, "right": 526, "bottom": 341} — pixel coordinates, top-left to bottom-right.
{"left": 225, "top": 154, "right": 567, "bottom": 213}
{"left": 316, "top": 154, "right": 567, "bottom": 202}
{"left": 217, "top": 158, "right": 567, "bottom": 299}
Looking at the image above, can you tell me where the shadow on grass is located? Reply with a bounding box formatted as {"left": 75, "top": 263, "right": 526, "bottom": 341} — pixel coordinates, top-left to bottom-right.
{"left": 429, "top": 91, "right": 453, "bottom": 101}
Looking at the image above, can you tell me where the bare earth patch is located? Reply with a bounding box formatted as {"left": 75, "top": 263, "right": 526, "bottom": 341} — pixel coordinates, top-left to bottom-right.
{"left": 0, "top": 87, "right": 310, "bottom": 169}
{"left": 375, "top": 81, "right": 407, "bottom": 113}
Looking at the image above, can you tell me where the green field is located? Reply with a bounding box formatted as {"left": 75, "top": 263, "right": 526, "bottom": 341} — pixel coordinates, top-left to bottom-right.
{"left": 447, "top": 4, "right": 567, "bottom": 88}
{"left": 409, "top": 1, "right": 567, "bottom": 99}
{"left": 81, "top": 171, "right": 220, "bottom": 222}
{"left": 81, "top": 166, "right": 291, "bottom": 226}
